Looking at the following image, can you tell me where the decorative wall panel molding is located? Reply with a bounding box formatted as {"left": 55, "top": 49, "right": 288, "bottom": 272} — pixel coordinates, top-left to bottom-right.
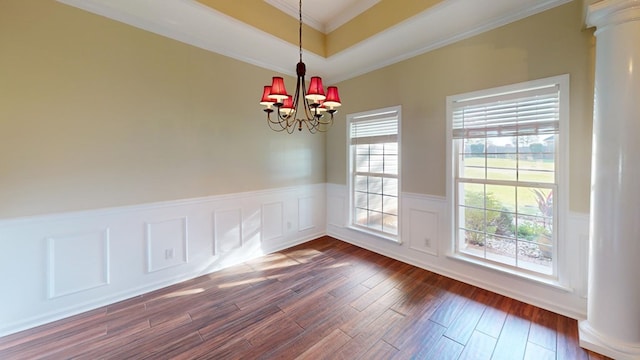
{"left": 214, "top": 209, "right": 243, "bottom": 254}
{"left": 567, "top": 212, "right": 590, "bottom": 299}
{"left": 145, "top": 217, "right": 188, "bottom": 273}
{"left": 0, "top": 184, "right": 325, "bottom": 337}
{"left": 326, "top": 183, "right": 346, "bottom": 227}
{"left": 261, "top": 202, "right": 284, "bottom": 242}
{"left": 47, "top": 229, "right": 110, "bottom": 298}
{"left": 298, "top": 196, "right": 315, "bottom": 231}
{"left": 407, "top": 209, "right": 439, "bottom": 256}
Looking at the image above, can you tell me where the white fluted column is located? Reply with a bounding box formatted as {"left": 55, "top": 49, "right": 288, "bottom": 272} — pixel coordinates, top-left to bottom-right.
{"left": 580, "top": 1, "right": 640, "bottom": 359}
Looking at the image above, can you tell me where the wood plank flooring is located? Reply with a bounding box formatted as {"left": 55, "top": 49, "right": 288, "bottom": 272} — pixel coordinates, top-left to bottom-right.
{"left": 0, "top": 236, "right": 610, "bottom": 359}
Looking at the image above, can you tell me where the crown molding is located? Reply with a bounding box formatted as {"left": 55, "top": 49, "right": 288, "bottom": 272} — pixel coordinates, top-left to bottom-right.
{"left": 586, "top": 0, "right": 640, "bottom": 30}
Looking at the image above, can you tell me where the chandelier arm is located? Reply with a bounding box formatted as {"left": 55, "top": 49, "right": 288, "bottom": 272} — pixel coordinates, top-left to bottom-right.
{"left": 282, "top": 117, "right": 295, "bottom": 131}
{"left": 301, "top": 79, "right": 316, "bottom": 122}
{"left": 288, "top": 120, "right": 298, "bottom": 134}
{"left": 268, "top": 103, "right": 297, "bottom": 129}
{"left": 316, "top": 113, "right": 334, "bottom": 125}
{"left": 266, "top": 116, "right": 287, "bottom": 132}
{"left": 308, "top": 124, "right": 318, "bottom": 134}
{"left": 309, "top": 117, "right": 328, "bottom": 133}
{"left": 290, "top": 72, "right": 304, "bottom": 126}
{"left": 307, "top": 117, "right": 329, "bottom": 134}
{"left": 274, "top": 111, "right": 290, "bottom": 125}
{"left": 267, "top": 109, "right": 288, "bottom": 127}
{"left": 272, "top": 114, "right": 293, "bottom": 133}
{"left": 312, "top": 112, "right": 332, "bottom": 132}
{"left": 307, "top": 112, "right": 327, "bottom": 134}
{"left": 297, "top": 75, "right": 322, "bottom": 123}
{"left": 265, "top": 109, "right": 278, "bottom": 124}
{"left": 267, "top": 107, "right": 298, "bottom": 132}
{"left": 296, "top": 118, "right": 307, "bottom": 132}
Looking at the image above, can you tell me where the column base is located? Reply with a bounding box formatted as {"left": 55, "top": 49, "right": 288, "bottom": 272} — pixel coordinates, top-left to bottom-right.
{"left": 579, "top": 320, "right": 640, "bottom": 360}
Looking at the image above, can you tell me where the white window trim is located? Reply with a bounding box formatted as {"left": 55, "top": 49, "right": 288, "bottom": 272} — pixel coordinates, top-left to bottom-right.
{"left": 445, "top": 74, "right": 570, "bottom": 286}
{"left": 347, "top": 105, "right": 402, "bottom": 243}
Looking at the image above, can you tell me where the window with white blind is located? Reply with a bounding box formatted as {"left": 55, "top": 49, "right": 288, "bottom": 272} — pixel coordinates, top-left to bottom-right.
{"left": 447, "top": 75, "right": 569, "bottom": 278}
{"left": 348, "top": 106, "right": 401, "bottom": 240}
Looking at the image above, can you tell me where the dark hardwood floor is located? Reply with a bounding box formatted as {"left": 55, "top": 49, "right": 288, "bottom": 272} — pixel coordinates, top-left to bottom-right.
{"left": 0, "top": 236, "right": 610, "bottom": 359}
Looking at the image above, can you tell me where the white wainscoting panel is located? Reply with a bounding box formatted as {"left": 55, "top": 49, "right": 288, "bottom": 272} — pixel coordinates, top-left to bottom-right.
{"left": 327, "top": 183, "right": 590, "bottom": 320}
{"left": 146, "top": 217, "right": 188, "bottom": 273}
{"left": 327, "top": 184, "right": 346, "bottom": 227}
{"left": 298, "top": 197, "right": 315, "bottom": 231}
{"left": 407, "top": 209, "right": 439, "bottom": 256}
{"left": 567, "top": 212, "right": 590, "bottom": 299}
{"left": 214, "top": 208, "right": 243, "bottom": 254}
{"left": 47, "top": 229, "right": 110, "bottom": 299}
{"left": 262, "top": 202, "right": 284, "bottom": 243}
{"left": 0, "top": 184, "right": 325, "bottom": 337}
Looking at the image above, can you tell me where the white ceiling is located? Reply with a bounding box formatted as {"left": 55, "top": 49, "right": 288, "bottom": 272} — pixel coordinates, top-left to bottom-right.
{"left": 264, "top": 0, "right": 381, "bottom": 33}
{"left": 57, "top": 0, "right": 571, "bottom": 84}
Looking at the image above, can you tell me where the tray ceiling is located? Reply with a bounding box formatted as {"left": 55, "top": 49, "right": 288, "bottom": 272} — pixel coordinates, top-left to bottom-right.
{"left": 56, "top": 0, "right": 572, "bottom": 83}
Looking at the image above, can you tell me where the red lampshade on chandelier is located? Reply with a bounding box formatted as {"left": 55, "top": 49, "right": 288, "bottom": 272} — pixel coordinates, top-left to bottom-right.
{"left": 259, "top": 0, "right": 342, "bottom": 133}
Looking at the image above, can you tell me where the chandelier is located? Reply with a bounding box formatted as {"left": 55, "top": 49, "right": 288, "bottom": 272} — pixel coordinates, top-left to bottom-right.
{"left": 259, "top": 0, "right": 342, "bottom": 133}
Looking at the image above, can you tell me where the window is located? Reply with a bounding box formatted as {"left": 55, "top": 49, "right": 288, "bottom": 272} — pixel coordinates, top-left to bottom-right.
{"left": 447, "top": 75, "right": 568, "bottom": 277}
{"left": 348, "top": 106, "right": 401, "bottom": 240}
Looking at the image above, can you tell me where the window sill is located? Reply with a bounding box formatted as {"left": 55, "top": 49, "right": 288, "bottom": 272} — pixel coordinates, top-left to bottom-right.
{"left": 347, "top": 225, "right": 402, "bottom": 245}
{"left": 446, "top": 252, "right": 573, "bottom": 293}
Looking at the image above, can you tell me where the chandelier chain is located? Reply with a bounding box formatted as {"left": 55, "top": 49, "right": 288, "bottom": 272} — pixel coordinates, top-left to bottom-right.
{"left": 299, "top": 0, "right": 303, "bottom": 63}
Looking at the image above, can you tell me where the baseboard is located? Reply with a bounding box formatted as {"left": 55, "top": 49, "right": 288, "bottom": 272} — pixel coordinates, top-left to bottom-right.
{"left": 579, "top": 320, "right": 640, "bottom": 360}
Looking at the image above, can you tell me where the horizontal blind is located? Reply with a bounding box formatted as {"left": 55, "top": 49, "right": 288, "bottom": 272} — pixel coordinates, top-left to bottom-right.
{"left": 351, "top": 111, "right": 399, "bottom": 145}
{"left": 452, "top": 85, "right": 559, "bottom": 139}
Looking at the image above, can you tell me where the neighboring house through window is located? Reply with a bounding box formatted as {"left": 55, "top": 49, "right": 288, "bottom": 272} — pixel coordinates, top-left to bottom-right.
{"left": 348, "top": 106, "right": 401, "bottom": 241}
{"left": 447, "top": 75, "right": 569, "bottom": 278}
